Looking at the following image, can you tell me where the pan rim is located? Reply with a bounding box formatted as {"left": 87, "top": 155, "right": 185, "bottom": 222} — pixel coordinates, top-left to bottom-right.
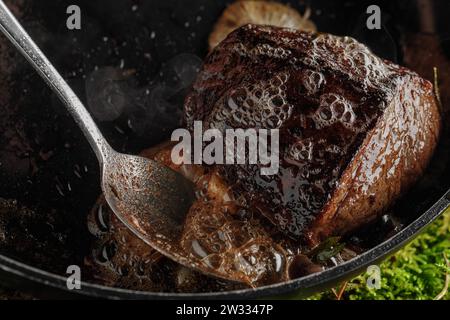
{"left": 0, "top": 190, "right": 448, "bottom": 299}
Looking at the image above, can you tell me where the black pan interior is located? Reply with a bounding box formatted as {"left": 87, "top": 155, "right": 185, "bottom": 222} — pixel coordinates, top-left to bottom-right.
{"left": 0, "top": 0, "right": 449, "bottom": 296}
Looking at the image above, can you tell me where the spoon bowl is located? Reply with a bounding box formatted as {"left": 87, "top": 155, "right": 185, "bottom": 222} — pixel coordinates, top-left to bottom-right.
{"left": 101, "top": 151, "right": 195, "bottom": 257}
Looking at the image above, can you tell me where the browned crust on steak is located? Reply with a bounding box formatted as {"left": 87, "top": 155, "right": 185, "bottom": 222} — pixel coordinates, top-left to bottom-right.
{"left": 185, "top": 24, "right": 441, "bottom": 244}
{"left": 307, "top": 75, "right": 441, "bottom": 244}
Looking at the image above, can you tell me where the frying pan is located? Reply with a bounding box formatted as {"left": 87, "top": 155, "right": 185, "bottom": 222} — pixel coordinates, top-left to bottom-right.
{"left": 0, "top": 0, "right": 449, "bottom": 299}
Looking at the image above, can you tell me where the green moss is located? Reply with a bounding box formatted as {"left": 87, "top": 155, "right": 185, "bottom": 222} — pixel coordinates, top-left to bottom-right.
{"left": 309, "top": 208, "right": 450, "bottom": 300}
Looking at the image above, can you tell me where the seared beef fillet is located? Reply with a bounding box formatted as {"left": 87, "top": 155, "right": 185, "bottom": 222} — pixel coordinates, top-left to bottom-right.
{"left": 86, "top": 25, "right": 440, "bottom": 288}
{"left": 185, "top": 25, "right": 441, "bottom": 245}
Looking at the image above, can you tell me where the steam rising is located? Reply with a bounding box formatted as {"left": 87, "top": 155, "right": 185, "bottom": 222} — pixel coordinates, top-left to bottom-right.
{"left": 85, "top": 67, "right": 131, "bottom": 121}
{"left": 85, "top": 53, "right": 202, "bottom": 136}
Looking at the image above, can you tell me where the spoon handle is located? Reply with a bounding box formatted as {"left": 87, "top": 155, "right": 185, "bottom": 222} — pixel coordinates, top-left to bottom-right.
{"left": 0, "top": 1, "right": 111, "bottom": 163}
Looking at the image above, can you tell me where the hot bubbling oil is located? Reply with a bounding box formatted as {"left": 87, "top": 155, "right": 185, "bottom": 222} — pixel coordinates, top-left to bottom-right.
{"left": 86, "top": 143, "right": 304, "bottom": 288}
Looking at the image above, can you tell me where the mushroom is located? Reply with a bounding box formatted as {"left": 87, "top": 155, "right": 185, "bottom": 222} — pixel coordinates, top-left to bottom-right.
{"left": 209, "top": 0, "right": 316, "bottom": 50}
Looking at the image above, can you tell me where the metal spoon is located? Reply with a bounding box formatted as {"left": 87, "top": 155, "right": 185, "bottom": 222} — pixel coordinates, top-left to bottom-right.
{"left": 0, "top": 1, "right": 242, "bottom": 283}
